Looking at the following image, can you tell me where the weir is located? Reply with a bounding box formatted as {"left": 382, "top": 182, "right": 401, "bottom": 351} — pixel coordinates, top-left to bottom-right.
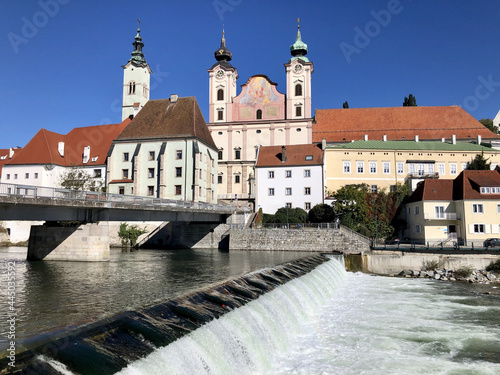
{"left": 0, "top": 254, "right": 346, "bottom": 375}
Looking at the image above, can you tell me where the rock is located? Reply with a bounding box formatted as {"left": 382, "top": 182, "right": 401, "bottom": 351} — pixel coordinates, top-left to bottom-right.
{"left": 441, "top": 276, "right": 448, "bottom": 281}
{"left": 434, "top": 273, "right": 441, "bottom": 280}
{"left": 449, "top": 277, "right": 456, "bottom": 281}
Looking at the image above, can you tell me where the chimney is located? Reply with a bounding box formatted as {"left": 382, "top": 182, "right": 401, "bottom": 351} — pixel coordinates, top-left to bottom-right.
{"left": 414, "top": 135, "right": 419, "bottom": 142}
{"left": 477, "top": 135, "right": 482, "bottom": 145}
{"left": 83, "top": 146, "right": 90, "bottom": 164}
{"left": 58, "top": 142, "right": 64, "bottom": 157}
{"left": 170, "top": 94, "right": 178, "bottom": 103}
{"left": 321, "top": 137, "right": 326, "bottom": 150}
{"left": 383, "top": 134, "right": 387, "bottom": 142}
{"left": 452, "top": 134, "right": 456, "bottom": 145}
{"left": 364, "top": 134, "right": 369, "bottom": 141}
{"left": 281, "top": 146, "right": 287, "bottom": 163}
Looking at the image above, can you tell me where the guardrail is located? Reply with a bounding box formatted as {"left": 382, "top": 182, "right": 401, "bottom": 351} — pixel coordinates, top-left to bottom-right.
{"left": 0, "top": 183, "right": 245, "bottom": 214}
{"left": 423, "top": 213, "right": 458, "bottom": 220}
{"left": 259, "top": 222, "right": 340, "bottom": 229}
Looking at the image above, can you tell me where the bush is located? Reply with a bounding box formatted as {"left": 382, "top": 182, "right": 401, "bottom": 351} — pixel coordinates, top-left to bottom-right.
{"left": 454, "top": 265, "right": 475, "bottom": 278}
{"left": 486, "top": 258, "right": 500, "bottom": 272}
{"left": 308, "top": 204, "right": 335, "bottom": 223}
{"left": 118, "top": 223, "right": 147, "bottom": 248}
{"left": 422, "top": 259, "right": 441, "bottom": 271}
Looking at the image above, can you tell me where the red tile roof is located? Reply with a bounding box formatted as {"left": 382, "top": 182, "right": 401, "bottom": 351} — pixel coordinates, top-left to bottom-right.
{"left": 408, "top": 179, "right": 454, "bottom": 202}
{"left": 0, "top": 148, "right": 20, "bottom": 175}
{"left": 5, "top": 119, "right": 130, "bottom": 167}
{"left": 256, "top": 144, "right": 323, "bottom": 167}
{"left": 313, "top": 106, "right": 500, "bottom": 143}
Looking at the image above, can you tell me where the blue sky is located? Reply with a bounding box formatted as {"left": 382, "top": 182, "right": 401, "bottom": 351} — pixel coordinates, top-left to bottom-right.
{"left": 1, "top": 0, "right": 499, "bottom": 149}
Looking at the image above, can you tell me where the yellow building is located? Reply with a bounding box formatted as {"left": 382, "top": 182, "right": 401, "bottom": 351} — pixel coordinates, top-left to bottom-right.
{"left": 325, "top": 139, "right": 500, "bottom": 194}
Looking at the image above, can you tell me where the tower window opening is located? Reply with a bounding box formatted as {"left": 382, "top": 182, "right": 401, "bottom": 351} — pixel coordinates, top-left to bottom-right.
{"left": 295, "top": 84, "right": 302, "bottom": 96}
{"left": 217, "top": 89, "right": 224, "bottom": 101}
{"left": 296, "top": 106, "right": 302, "bottom": 117}
{"left": 217, "top": 110, "right": 224, "bottom": 121}
{"left": 256, "top": 109, "right": 262, "bottom": 119}
{"left": 128, "top": 81, "right": 136, "bottom": 95}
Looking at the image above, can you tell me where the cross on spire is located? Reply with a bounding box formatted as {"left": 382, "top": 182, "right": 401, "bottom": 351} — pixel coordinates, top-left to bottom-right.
{"left": 297, "top": 17, "right": 301, "bottom": 29}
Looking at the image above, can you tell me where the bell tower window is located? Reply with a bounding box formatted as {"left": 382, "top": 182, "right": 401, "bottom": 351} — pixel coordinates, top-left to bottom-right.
{"left": 128, "top": 81, "right": 136, "bottom": 95}
{"left": 295, "top": 83, "right": 302, "bottom": 97}
{"left": 256, "top": 109, "right": 262, "bottom": 119}
{"left": 217, "top": 110, "right": 224, "bottom": 121}
{"left": 217, "top": 89, "right": 224, "bottom": 101}
{"left": 296, "top": 106, "right": 302, "bottom": 117}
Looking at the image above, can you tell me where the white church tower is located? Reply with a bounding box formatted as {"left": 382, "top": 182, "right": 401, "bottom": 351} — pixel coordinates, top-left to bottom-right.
{"left": 207, "top": 30, "right": 238, "bottom": 123}
{"left": 122, "top": 21, "right": 152, "bottom": 121}
{"left": 284, "top": 18, "right": 313, "bottom": 120}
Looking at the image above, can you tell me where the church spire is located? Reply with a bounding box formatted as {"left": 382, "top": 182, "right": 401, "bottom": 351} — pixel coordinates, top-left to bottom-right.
{"left": 129, "top": 18, "right": 147, "bottom": 67}
{"left": 214, "top": 27, "right": 233, "bottom": 62}
{"left": 290, "top": 18, "right": 308, "bottom": 60}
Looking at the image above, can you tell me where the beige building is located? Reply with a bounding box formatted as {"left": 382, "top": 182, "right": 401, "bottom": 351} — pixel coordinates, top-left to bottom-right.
{"left": 325, "top": 139, "right": 500, "bottom": 194}
{"left": 404, "top": 170, "right": 500, "bottom": 246}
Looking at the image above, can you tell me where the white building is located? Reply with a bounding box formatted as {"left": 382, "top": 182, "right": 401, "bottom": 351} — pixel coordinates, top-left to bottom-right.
{"left": 494, "top": 109, "right": 500, "bottom": 131}
{"left": 255, "top": 144, "right": 324, "bottom": 214}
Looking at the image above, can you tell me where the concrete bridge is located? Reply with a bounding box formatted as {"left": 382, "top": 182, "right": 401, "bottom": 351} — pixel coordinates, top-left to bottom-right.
{"left": 0, "top": 183, "right": 247, "bottom": 261}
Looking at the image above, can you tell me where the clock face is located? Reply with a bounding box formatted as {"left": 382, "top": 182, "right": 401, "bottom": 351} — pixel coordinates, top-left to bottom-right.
{"left": 216, "top": 69, "right": 224, "bottom": 79}
{"left": 294, "top": 64, "right": 303, "bottom": 73}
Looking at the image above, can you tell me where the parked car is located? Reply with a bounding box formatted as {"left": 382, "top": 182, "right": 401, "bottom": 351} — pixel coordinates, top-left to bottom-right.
{"left": 385, "top": 238, "right": 401, "bottom": 245}
{"left": 484, "top": 238, "right": 500, "bottom": 248}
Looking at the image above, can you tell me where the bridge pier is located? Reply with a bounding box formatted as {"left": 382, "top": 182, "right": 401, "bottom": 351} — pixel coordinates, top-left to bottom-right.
{"left": 27, "top": 222, "right": 110, "bottom": 261}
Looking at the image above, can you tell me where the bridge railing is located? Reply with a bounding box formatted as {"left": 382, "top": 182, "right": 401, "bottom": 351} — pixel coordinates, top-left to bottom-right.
{"left": 0, "top": 183, "right": 243, "bottom": 213}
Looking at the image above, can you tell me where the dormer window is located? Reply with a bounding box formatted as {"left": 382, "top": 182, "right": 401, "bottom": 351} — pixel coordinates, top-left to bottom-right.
{"left": 305, "top": 155, "right": 313, "bottom": 161}
{"left": 481, "top": 186, "right": 500, "bottom": 194}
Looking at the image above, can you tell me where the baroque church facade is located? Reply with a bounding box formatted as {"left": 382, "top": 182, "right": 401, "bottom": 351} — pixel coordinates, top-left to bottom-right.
{"left": 207, "top": 23, "right": 314, "bottom": 207}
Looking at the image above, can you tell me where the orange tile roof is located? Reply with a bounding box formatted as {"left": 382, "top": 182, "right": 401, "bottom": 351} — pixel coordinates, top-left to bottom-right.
{"left": 408, "top": 179, "right": 454, "bottom": 202}
{"left": 5, "top": 119, "right": 130, "bottom": 167}
{"left": 313, "top": 106, "right": 500, "bottom": 143}
{"left": 0, "top": 148, "right": 20, "bottom": 175}
{"left": 256, "top": 144, "right": 323, "bottom": 167}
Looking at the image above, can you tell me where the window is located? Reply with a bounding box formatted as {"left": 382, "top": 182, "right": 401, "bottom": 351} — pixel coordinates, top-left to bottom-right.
{"left": 414, "top": 224, "right": 421, "bottom": 234}
{"left": 176, "top": 150, "right": 183, "bottom": 160}
{"left": 268, "top": 188, "right": 275, "bottom": 196}
{"left": 218, "top": 150, "right": 223, "bottom": 160}
{"left": 438, "top": 163, "right": 445, "bottom": 175}
{"left": 6, "top": 174, "right": 10, "bottom": 180}
{"left": 356, "top": 162, "right": 364, "bottom": 174}
{"left": 427, "top": 164, "right": 434, "bottom": 174}
{"left": 462, "top": 162, "right": 469, "bottom": 171}
{"left": 123, "top": 152, "right": 129, "bottom": 162}
{"left": 305, "top": 155, "right": 313, "bottom": 161}
{"left": 473, "top": 224, "right": 485, "bottom": 233}
{"left": 175, "top": 167, "right": 182, "bottom": 177}
{"left": 408, "top": 163, "right": 416, "bottom": 174}
{"left": 383, "top": 162, "right": 390, "bottom": 174}
{"left": 285, "top": 170, "right": 292, "bottom": 178}
{"left": 148, "top": 186, "right": 154, "bottom": 196}
{"left": 417, "top": 164, "right": 425, "bottom": 176}
{"left": 414, "top": 206, "right": 419, "bottom": 215}
{"left": 343, "top": 161, "right": 351, "bottom": 174}
{"left": 296, "top": 106, "right": 302, "bottom": 117}
{"left": 481, "top": 187, "right": 491, "bottom": 194}
{"left": 371, "top": 185, "right": 378, "bottom": 193}
{"left": 14, "top": 174, "right": 17, "bottom": 179}
{"left": 128, "top": 81, "right": 136, "bottom": 95}
{"left": 397, "top": 162, "right": 404, "bottom": 175}
{"left": 93, "top": 169, "right": 101, "bottom": 178}
{"left": 25, "top": 173, "right": 29, "bottom": 179}
{"left": 218, "top": 175, "right": 223, "bottom": 184}
{"left": 285, "top": 202, "right": 292, "bottom": 209}
{"left": 285, "top": 187, "right": 292, "bottom": 195}
{"left": 199, "top": 169, "right": 202, "bottom": 179}
{"left": 235, "top": 149, "right": 241, "bottom": 160}
{"left": 295, "top": 84, "right": 302, "bottom": 96}
{"left": 305, "top": 202, "right": 311, "bottom": 210}
{"left": 304, "top": 187, "right": 311, "bottom": 195}
{"left": 217, "top": 110, "right": 223, "bottom": 121}
{"left": 122, "top": 169, "right": 129, "bottom": 179}
{"left": 200, "top": 153, "right": 203, "bottom": 162}
{"left": 235, "top": 175, "right": 240, "bottom": 184}
{"left": 472, "top": 204, "right": 484, "bottom": 213}
{"left": 268, "top": 171, "right": 274, "bottom": 179}
{"left": 149, "top": 151, "right": 155, "bottom": 161}
{"left": 175, "top": 185, "right": 182, "bottom": 195}
{"left": 498, "top": 204, "right": 500, "bottom": 214}
{"left": 256, "top": 109, "right": 262, "bottom": 119}
{"left": 369, "top": 162, "right": 377, "bottom": 174}
{"left": 450, "top": 163, "right": 457, "bottom": 175}
{"left": 119, "top": 186, "right": 125, "bottom": 195}
{"left": 304, "top": 169, "right": 311, "bottom": 178}
{"left": 34, "top": 173, "right": 39, "bottom": 179}
{"left": 435, "top": 206, "right": 445, "bottom": 218}
{"left": 217, "top": 89, "right": 224, "bottom": 101}
{"left": 148, "top": 168, "right": 155, "bottom": 178}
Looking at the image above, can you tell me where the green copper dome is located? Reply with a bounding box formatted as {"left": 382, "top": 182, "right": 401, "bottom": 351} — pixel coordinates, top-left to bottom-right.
{"left": 129, "top": 22, "right": 148, "bottom": 67}
{"left": 290, "top": 19, "right": 308, "bottom": 57}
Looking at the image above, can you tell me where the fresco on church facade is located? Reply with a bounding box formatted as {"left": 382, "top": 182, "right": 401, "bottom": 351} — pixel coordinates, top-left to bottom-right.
{"left": 240, "top": 76, "right": 280, "bottom": 107}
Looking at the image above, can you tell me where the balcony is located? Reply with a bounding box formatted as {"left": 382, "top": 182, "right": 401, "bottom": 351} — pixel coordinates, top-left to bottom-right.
{"left": 407, "top": 172, "right": 439, "bottom": 179}
{"left": 424, "top": 212, "right": 459, "bottom": 221}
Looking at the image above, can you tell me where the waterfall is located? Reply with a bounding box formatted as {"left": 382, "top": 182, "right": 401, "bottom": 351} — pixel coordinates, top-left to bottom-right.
{"left": 118, "top": 257, "right": 347, "bottom": 375}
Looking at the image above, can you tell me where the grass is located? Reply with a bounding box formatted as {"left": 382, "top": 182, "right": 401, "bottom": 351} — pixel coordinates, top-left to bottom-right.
{"left": 422, "top": 259, "right": 441, "bottom": 271}
{"left": 454, "top": 265, "right": 475, "bottom": 278}
{"left": 486, "top": 258, "right": 500, "bottom": 273}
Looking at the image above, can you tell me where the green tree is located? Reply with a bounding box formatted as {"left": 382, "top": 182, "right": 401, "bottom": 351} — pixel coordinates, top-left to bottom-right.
{"left": 468, "top": 152, "right": 491, "bottom": 170}
{"left": 264, "top": 207, "right": 307, "bottom": 224}
{"left": 479, "top": 118, "right": 496, "bottom": 134}
{"left": 118, "top": 223, "right": 147, "bottom": 248}
{"left": 342, "top": 101, "right": 349, "bottom": 109}
{"left": 403, "top": 94, "right": 417, "bottom": 106}
{"left": 59, "top": 166, "right": 104, "bottom": 191}
{"left": 332, "top": 184, "right": 369, "bottom": 234}
{"left": 308, "top": 204, "right": 335, "bottom": 223}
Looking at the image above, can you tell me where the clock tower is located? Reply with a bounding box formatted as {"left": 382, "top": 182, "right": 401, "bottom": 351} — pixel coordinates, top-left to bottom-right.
{"left": 208, "top": 30, "right": 238, "bottom": 123}
{"left": 285, "top": 19, "right": 313, "bottom": 120}
{"left": 122, "top": 21, "right": 152, "bottom": 121}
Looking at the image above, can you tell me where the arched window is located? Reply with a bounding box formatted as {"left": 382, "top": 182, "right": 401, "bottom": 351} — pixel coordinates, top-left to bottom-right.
{"left": 217, "top": 89, "right": 224, "bottom": 101}
{"left": 295, "top": 84, "right": 302, "bottom": 96}
{"left": 256, "top": 109, "right": 262, "bottom": 119}
{"left": 128, "top": 81, "right": 136, "bottom": 95}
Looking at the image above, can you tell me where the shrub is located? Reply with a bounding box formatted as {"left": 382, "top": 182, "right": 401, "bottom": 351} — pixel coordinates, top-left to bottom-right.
{"left": 486, "top": 258, "right": 500, "bottom": 272}
{"left": 422, "top": 259, "right": 441, "bottom": 271}
{"left": 454, "top": 265, "right": 475, "bottom": 278}
{"left": 118, "top": 223, "right": 147, "bottom": 248}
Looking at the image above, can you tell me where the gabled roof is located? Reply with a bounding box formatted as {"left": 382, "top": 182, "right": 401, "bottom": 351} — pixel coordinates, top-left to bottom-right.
{"left": 328, "top": 140, "right": 495, "bottom": 152}
{"left": 5, "top": 120, "right": 130, "bottom": 167}
{"left": 408, "top": 179, "right": 454, "bottom": 203}
{"left": 314, "top": 106, "right": 500, "bottom": 143}
{"left": 256, "top": 144, "right": 323, "bottom": 168}
{"left": 116, "top": 97, "right": 217, "bottom": 149}
{"left": 0, "top": 148, "right": 19, "bottom": 175}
